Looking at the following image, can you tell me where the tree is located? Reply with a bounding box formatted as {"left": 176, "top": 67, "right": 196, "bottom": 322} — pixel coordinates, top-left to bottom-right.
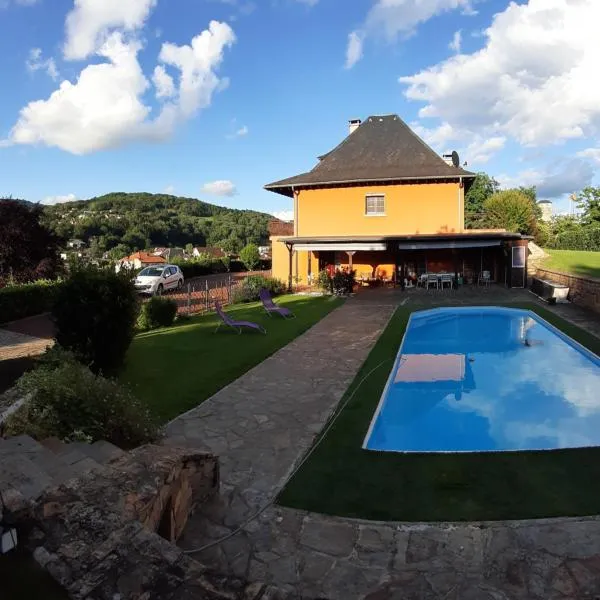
{"left": 577, "top": 187, "right": 600, "bottom": 224}
{"left": 0, "top": 199, "right": 61, "bottom": 283}
{"left": 240, "top": 243, "right": 260, "bottom": 271}
{"left": 483, "top": 190, "right": 538, "bottom": 236}
{"left": 106, "top": 244, "right": 130, "bottom": 261}
{"left": 52, "top": 267, "right": 139, "bottom": 374}
{"left": 185, "top": 243, "right": 194, "bottom": 255}
{"left": 464, "top": 173, "right": 499, "bottom": 228}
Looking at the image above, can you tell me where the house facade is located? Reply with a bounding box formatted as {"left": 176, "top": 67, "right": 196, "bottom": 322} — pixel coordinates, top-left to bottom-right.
{"left": 265, "top": 115, "right": 528, "bottom": 289}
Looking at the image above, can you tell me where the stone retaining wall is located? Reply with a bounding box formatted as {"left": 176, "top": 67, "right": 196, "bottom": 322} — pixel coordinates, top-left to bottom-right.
{"left": 535, "top": 267, "right": 600, "bottom": 314}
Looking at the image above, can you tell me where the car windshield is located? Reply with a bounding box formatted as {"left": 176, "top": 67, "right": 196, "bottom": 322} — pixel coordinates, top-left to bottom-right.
{"left": 138, "top": 267, "right": 164, "bottom": 277}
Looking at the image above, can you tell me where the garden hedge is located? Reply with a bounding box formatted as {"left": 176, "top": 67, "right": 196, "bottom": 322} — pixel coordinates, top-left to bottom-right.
{"left": 0, "top": 280, "right": 61, "bottom": 324}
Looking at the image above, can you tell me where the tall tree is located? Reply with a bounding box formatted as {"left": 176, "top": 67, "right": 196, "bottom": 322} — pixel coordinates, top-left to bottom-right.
{"left": 483, "top": 190, "right": 538, "bottom": 236}
{"left": 464, "top": 173, "right": 499, "bottom": 228}
{"left": 0, "top": 199, "right": 60, "bottom": 282}
{"left": 577, "top": 187, "right": 600, "bottom": 224}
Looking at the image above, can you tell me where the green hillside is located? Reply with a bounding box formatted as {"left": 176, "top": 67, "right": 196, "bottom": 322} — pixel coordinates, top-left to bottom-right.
{"left": 42, "top": 192, "right": 272, "bottom": 256}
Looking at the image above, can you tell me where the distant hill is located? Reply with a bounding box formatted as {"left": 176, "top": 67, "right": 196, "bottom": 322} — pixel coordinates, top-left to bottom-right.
{"left": 42, "top": 192, "right": 272, "bottom": 256}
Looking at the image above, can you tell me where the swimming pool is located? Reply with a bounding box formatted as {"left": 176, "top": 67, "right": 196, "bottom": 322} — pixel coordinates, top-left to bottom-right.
{"left": 363, "top": 307, "right": 600, "bottom": 453}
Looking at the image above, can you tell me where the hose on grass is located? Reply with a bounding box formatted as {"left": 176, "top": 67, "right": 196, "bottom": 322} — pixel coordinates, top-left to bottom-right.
{"left": 184, "top": 357, "right": 392, "bottom": 555}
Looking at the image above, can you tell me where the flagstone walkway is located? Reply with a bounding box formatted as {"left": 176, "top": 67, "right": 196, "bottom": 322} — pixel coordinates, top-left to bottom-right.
{"left": 165, "top": 289, "right": 600, "bottom": 599}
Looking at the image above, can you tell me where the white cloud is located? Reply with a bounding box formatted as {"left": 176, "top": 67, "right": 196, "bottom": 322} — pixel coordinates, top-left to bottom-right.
{"left": 346, "top": 0, "right": 476, "bottom": 68}
{"left": 231, "top": 124, "right": 248, "bottom": 138}
{"left": 497, "top": 158, "right": 596, "bottom": 199}
{"left": 345, "top": 31, "right": 364, "bottom": 69}
{"left": 9, "top": 21, "right": 235, "bottom": 155}
{"left": 464, "top": 135, "right": 506, "bottom": 165}
{"left": 411, "top": 121, "right": 459, "bottom": 150}
{"left": 152, "top": 65, "right": 175, "bottom": 98}
{"left": 272, "top": 210, "right": 293, "bottom": 221}
{"left": 41, "top": 193, "right": 77, "bottom": 205}
{"left": 154, "top": 21, "right": 236, "bottom": 126}
{"left": 11, "top": 34, "right": 150, "bottom": 154}
{"left": 163, "top": 185, "right": 175, "bottom": 194}
{"left": 400, "top": 0, "right": 600, "bottom": 147}
{"left": 64, "top": 0, "right": 157, "bottom": 60}
{"left": 449, "top": 30, "right": 461, "bottom": 53}
{"left": 201, "top": 180, "right": 237, "bottom": 196}
{"left": 577, "top": 147, "right": 600, "bottom": 164}
{"left": 26, "top": 48, "right": 59, "bottom": 80}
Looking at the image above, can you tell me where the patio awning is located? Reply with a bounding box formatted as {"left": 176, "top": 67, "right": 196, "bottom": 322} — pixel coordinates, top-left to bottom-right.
{"left": 397, "top": 240, "right": 503, "bottom": 250}
{"left": 293, "top": 243, "right": 387, "bottom": 251}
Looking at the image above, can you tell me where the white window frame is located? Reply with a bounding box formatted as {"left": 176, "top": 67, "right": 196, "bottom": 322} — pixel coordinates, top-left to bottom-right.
{"left": 365, "top": 193, "right": 385, "bottom": 217}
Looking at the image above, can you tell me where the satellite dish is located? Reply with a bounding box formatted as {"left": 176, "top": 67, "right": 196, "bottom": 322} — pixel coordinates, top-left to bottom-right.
{"left": 451, "top": 151, "right": 460, "bottom": 168}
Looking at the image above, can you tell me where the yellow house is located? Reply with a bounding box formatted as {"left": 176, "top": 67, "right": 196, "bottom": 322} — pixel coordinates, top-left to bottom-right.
{"left": 265, "top": 115, "right": 528, "bottom": 289}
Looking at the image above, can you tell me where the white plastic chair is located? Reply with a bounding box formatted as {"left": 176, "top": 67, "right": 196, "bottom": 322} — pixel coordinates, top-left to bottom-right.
{"left": 440, "top": 273, "right": 454, "bottom": 289}
{"left": 478, "top": 271, "right": 491, "bottom": 287}
{"left": 426, "top": 273, "right": 439, "bottom": 290}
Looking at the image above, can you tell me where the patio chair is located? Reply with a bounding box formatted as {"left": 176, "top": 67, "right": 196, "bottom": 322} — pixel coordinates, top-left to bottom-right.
{"left": 426, "top": 273, "right": 439, "bottom": 290}
{"left": 417, "top": 273, "right": 428, "bottom": 288}
{"left": 478, "top": 271, "right": 491, "bottom": 287}
{"left": 214, "top": 301, "right": 266, "bottom": 335}
{"left": 259, "top": 288, "right": 295, "bottom": 319}
{"left": 440, "top": 273, "right": 454, "bottom": 290}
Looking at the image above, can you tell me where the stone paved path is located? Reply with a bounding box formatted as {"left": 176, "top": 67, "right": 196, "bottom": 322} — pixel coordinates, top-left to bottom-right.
{"left": 166, "top": 289, "right": 600, "bottom": 599}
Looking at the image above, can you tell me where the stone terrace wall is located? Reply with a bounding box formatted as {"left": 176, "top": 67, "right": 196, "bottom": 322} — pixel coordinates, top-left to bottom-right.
{"left": 535, "top": 267, "right": 600, "bottom": 314}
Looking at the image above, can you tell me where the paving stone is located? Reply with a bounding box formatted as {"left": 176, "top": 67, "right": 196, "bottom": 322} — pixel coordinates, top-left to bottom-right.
{"left": 299, "top": 518, "right": 356, "bottom": 557}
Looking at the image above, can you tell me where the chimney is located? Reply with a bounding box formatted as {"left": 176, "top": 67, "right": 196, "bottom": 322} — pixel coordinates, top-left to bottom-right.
{"left": 442, "top": 153, "right": 454, "bottom": 166}
{"left": 349, "top": 118, "right": 362, "bottom": 134}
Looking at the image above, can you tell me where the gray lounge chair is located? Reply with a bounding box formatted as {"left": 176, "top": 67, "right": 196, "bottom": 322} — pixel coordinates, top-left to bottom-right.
{"left": 259, "top": 289, "right": 295, "bottom": 319}
{"left": 214, "top": 301, "right": 266, "bottom": 334}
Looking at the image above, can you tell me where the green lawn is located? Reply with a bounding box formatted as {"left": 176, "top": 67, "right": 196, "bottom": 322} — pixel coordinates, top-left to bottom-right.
{"left": 542, "top": 248, "right": 600, "bottom": 279}
{"left": 278, "top": 303, "right": 600, "bottom": 522}
{"left": 121, "top": 295, "right": 343, "bottom": 423}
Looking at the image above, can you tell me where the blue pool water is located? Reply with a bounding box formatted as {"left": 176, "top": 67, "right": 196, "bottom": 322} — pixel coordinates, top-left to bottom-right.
{"left": 363, "top": 307, "right": 600, "bottom": 453}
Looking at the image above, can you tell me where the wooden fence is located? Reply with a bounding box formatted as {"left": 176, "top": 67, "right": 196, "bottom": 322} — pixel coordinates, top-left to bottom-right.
{"left": 142, "top": 271, "right": 272, "bottom": 316}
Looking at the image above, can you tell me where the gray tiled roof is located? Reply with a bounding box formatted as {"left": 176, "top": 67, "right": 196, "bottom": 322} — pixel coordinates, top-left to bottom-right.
{"left": 265, "top": 114, "right": 475, "bottom": 196}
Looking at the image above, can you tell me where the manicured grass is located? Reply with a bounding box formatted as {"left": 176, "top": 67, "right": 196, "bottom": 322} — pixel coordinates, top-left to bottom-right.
{"left": 278, "top": 302, "right": 600, "bottom": 521}
{"left": 542, "top": 248, "right": 600, "bottom": 279}
{"left": 121, "top": 295, "right": 343, "bottom": 423}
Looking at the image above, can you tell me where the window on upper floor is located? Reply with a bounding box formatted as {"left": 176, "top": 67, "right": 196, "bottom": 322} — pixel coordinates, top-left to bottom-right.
{"left": 365, "top": 194, "right": 385, "bottom": 216}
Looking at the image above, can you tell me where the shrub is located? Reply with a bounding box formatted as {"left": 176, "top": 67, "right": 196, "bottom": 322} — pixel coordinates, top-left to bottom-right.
{"left": 240, "top": 244, "right": 261, "bottom": 271}
{"left": 316, "top": 270, "right": 333, "bottom": 293}
{"left": 52, "top": 267, "right": 139, "bottom": 374}
{"left": 173, "top": 257, "right": 227, "bottom": 278}
{"left": 332, "top": 269, "right": 356, "bottom": 295}
{"left": 4, "top": 349, "right": 158, "bottom": 448}
{"left": 138, "top": 296, "right": 178, "bottom": 330}
{"left": 0, "top": 280, "right": 61, "bottom": 324}
{"left": 232, "top": 275, "right": 286, "bottom": 303}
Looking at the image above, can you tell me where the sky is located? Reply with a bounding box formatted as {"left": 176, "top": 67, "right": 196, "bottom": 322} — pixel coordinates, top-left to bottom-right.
{"left": 1, "top": 0, "right": 599, "bottom": 220}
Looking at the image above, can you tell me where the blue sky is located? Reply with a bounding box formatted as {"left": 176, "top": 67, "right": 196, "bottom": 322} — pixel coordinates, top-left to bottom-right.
{"left": 1, "top": 0, "right": 599, "bottom": 218}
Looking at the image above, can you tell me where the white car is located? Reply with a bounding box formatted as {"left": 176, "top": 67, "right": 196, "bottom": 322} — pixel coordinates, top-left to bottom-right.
{"left": 134, "top": 265, "right": 184, "bottom": 295}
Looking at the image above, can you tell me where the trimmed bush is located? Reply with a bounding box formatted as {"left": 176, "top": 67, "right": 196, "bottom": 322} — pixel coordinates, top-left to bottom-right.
{"left": 0, "top": 280, "right": 61, "bottom": 324}
{"left": 547, "top": 226, "right": 600, "bottom": 251}
{"left": 52, "top": 267, "right": 139, "bottom": 374}
{"left": 232, "top": 275, "right": 286, "bottom": 303}
{"left": 138, "top": 296, "right": 178, "bottom": 330}
{"left": 4, "top": 348, "right": 158, "bottom": 448}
